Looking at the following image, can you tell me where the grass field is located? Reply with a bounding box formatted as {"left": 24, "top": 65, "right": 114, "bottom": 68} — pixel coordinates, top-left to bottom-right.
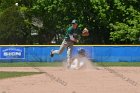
{"left": 0, "top": 71, "right": 43, "bottom": 79}
{"left": 96, "top": 62, "right": 140, "bottom": 67}
{"left": 0, "top": 62, "right": 62, "bottom": 67}
{"left": 0, "top": 62, "right": 62, "bottom": 79}
{"left": 0, "top": 62, "right": 140, "bottom": 67}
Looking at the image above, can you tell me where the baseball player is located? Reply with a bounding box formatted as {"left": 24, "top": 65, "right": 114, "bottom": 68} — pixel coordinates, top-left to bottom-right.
{"left": 70, "top": 48, "right": 86, "bottom": 69}
{"left": 50, "top": 19, "right": 89, "bottom": 68}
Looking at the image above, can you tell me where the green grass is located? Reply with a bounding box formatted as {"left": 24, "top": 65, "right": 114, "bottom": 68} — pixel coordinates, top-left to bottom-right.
{"left": 0, "top": 71, "right": 43, "bottom": 79}
{"left": 0, "top": 62, "right": 140, "bottom": 67}
{"left": 0, "top": 62, "right": 62, "bottom": 67}
{"left": 0, "top": 62, "right": 61, "bottom": 79}
{"left": 96, "top": 62, "right": 140, "bottom": 67}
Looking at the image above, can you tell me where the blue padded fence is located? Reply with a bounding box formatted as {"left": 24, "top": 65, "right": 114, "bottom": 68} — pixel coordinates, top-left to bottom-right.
{"left": 0, "top": 45, "right": 140, "bottom": 62}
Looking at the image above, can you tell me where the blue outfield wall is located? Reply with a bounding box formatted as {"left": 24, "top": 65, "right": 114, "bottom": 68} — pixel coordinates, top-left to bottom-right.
{"left": 0, "top": 45, "right": 140, "bottom": 62}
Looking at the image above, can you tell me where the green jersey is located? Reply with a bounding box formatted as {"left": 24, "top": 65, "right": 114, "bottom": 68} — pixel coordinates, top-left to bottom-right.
{"left": 64, "top": 26, "right": 81, "bottom": 41}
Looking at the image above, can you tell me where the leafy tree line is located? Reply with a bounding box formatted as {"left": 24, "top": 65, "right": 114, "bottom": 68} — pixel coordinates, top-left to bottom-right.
{"left": 0, "top": 0, "right": 140, "bottom": 45}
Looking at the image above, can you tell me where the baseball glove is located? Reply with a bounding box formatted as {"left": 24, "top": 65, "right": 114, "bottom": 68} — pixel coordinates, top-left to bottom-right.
{"left": 82, "top": 28, "right": 89, "bottom": 36}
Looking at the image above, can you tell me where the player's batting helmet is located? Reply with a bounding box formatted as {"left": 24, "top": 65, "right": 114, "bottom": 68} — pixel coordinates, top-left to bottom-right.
{"left": 78, "top": 48, "right": 86, "bottom": 56}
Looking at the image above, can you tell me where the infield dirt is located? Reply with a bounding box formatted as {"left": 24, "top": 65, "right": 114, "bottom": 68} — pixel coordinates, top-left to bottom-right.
{"left": 0, "top": 64, "right": 140, "bottom": 93}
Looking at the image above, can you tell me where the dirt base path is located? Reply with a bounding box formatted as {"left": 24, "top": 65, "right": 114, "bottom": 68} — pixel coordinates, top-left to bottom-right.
{"left": 0, "top": 67, "right": 140, "bottom": 93}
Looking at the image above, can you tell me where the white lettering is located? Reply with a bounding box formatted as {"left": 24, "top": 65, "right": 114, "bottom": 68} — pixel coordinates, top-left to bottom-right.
{"left": 4, "top": 52, "right": 21, "bottom": 56}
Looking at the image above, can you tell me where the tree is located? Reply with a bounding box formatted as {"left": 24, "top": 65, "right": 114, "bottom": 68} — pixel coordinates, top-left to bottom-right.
{"left": 109, "top": 0, "right": 140, "bottom": 44}
{"left": 0, "top": 6, "right": 27, "bottom": 44}
{"left": 0, "top": 0, "right": 140, "bottom": 44}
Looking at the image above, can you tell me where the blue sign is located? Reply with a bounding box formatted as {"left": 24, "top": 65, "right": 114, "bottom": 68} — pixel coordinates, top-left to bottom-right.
{"left": 0, "top": 47, "right": 25, "bottom": 59}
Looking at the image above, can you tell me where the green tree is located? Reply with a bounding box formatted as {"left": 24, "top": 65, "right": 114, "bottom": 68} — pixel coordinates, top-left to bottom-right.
{"left": 0, "top": 0, "right": 36, "bottom": 44}
{"left": 0, "top": 0, "right": 140, "bottom": 45}
{"left": 0, "top": 6, "right": 27, "bottom": 44}
{"left": 109, "top": 0, "right": 140, "bottom": 44}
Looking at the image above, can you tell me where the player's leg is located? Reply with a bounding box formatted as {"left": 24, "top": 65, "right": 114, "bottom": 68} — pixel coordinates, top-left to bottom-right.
{"left": 76, "top": 57, "right": 80, "bottom": 69}
{"left": 50, "top": 39, "right": 67, "bottom": 57}
{"left": 66, "top": 44, "right": 73, "bottom": 68}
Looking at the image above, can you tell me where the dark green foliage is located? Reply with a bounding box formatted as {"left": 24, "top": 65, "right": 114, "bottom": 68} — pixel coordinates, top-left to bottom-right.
{"left": 0, "top": 6, "right": 26, "bottom": 44}
{"left": 0, "top": 0, "right": 140, "bottom": 44}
